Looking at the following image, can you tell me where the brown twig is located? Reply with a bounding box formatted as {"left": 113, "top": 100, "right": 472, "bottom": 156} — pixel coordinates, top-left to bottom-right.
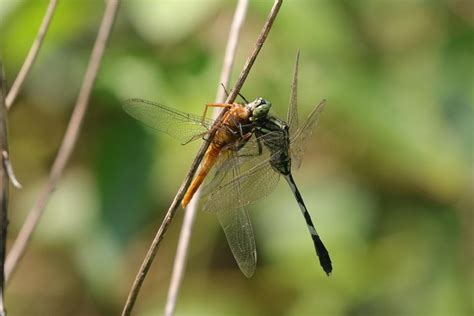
{"left": 4, "top": 0, "right": 120, "bottom": 283}
{"left": 0, "top": 61, "right": 9, "bottom": 316}
{"left": 121, "top": 1, "right": 283, "bottom": 315}
{"left": 5, "top": 0, "right": 58, "bottom": 110}
{"left": 164, "top": 1, "right": 249, "bottom": 315}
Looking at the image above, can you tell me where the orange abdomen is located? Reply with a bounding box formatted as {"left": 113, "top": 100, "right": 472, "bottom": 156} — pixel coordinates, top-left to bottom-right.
{"left": 182, "top": 144, "right": 220, "bottom": 207}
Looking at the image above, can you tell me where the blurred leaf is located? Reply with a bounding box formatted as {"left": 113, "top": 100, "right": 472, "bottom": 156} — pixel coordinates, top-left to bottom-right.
{"left": 125, "top": 0, "right": 221, "bottom": 44}
{"left": 95, "top": 100, "right": 155, "bottom": 246}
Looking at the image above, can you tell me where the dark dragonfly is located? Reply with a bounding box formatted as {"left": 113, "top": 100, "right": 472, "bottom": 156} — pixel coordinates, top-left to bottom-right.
{"left": 251, "top": 103, "right": 332, "bottom": 275}
{"left": 202, "top": 53, "right": 332, "bottom": 276}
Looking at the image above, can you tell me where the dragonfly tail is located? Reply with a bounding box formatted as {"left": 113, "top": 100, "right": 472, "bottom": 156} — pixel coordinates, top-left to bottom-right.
{"left": 284, "top": 174, "right": 333, "bottom": 275}
{"left": 182, "top": 146, "right": 219, "bottom": 208}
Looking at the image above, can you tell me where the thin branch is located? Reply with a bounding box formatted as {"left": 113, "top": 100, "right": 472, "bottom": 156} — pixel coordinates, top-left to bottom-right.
{"left": 214, "top": 0, "right": 250, "bottom": 104}
{"left": 0, "top": 61, "right": 9, "bottom": 316}
{"left": 5, "top": 0, "right": 58, "bottom": 110}
{"left": 226, "top": 0, "right": 282, "bottom": 102}
{"left": 121, "top": 1, "right": 283, "bottom": 315}
{"left": 164, "top": 1, "right": 249, "bottom": 315}
{"left": 4, "top": 0, "right": 120, "bottom": 283}
{"left": 164, "top": 188, "right": 200, "bottom": 316}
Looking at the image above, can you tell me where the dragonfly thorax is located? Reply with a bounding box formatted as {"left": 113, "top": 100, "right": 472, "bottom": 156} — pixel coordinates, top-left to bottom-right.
{"left": 247, "top": 97, "right": 271, "bottom": 121}
{"left": 254, "top": 116, "right": 292, "bottom": 175}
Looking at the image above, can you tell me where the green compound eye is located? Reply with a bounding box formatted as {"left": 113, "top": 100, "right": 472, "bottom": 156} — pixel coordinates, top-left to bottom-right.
{"left": 248, "top": 97, "right": 271, "bottom": 119}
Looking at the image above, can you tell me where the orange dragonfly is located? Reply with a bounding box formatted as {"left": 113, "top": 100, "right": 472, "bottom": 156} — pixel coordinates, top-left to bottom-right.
{"left": 123, "top": 97, "right": 271, "bottom": 206}
{"left": 123, "top": 97, "right": 272, "bottom": 277}
{"left": 123, "top": 54, "right": 331, "bottom": 278}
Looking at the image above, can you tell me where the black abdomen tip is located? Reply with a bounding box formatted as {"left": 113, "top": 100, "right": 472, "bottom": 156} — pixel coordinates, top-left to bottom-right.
{"left": 314, "top": 235, "right": 333, "bottom": 275}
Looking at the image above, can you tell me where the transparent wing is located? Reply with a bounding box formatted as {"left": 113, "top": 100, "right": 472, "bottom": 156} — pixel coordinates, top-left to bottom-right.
{"left": 202, "top": 148, "right": 281, "bottom": 213}
{"left": 214, "top": 152, "right": 256, "bottom": 277}
{"left": 199, "top": 130, "right": 285, "bottom": 277}
{"left": 201, "top": 132, "right": 281, "bottom": 199}
{"left": 200, "top": 151, "right": 248, "bottom": 197}
{"left": 123, "top": 98, "right": 213, "bottom": 144}
{"left": 287, "top": 51, "right": 300, "bottom": 136}
{"left": 234, "top": 130, "right": 288, "bottom": 160}
{"left": 217, "top": 205, "right": 256, "bottom": 277}
{"left": 290, "top": 99, "right": 326, "bottom": 168}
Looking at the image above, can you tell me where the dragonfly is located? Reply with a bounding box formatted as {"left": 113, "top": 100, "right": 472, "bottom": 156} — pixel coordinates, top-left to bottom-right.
{"left": 123, "top": 96, "right": 272, "bottom": 208}
{"left": 123, "top": 53, "right": 331, "bottom": 277}
{"left": 123, "top": 95, "right": 273, "bottom": 278}
{"left": 200, "top": 52, "right": 332, "bottom": 276}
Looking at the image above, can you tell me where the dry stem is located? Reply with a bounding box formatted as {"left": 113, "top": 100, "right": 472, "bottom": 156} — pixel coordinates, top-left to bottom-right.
{"left": 164, "top": 1, "right": 249, "bottom": 315}
{"left": 6, "top": 0, "right": 58, "bottom": 110}
{"left": 5, "top": 0, "right": 120, "bottom": 283}
{"left": 0, "top": 61, "right": 9, "bottom": 316}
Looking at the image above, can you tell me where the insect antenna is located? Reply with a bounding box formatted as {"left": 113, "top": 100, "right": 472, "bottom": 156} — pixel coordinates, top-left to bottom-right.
{"left": 220, "top": 83, "right": 230, "bottom": 98}
{"left": 238, "top": 92, "right": 249, "bottom": 104}
{"left": 220, "top": 83, "right": 249, "bottom": 104}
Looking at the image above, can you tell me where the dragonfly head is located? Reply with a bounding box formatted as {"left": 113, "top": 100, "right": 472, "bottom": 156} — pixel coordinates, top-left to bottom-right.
{"left": 247, "top": 97, "right": 271, "bottom": 121}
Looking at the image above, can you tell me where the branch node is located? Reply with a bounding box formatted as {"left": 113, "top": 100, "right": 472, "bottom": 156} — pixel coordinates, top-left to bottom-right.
{"left": 2, "top": 151, "right": 22, "bottom": 189}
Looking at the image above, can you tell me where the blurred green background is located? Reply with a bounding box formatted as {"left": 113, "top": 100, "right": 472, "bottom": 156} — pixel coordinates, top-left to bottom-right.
{"left": 0, "top": 0, "right": 473, "bottom": 315}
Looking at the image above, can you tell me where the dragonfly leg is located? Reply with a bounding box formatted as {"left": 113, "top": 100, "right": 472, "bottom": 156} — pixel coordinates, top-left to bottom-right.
{"left": 225, "top": 118, "right": 254, "bottom": 139}
{"left": 238, "top": 133, "right": 263, "bottom": 158}
{"left": 228, "top": 116, "right": 239, "bottom": 134}
{"left": 226, "top": 116, "right": 246, "bottom": 137}
{"left": 201, "top": 103, "right": 233, "bottom": 127}
{"left": 231, "top": 132, "right": 253, "bottom": 151}
{"left": 218, "top": 84, "right": 249, "bottom": 104}
{"left": 238, "top": 92, "right": 249, "bottom": 104}
{"left": 238, "top": 121, "right": 256, "bottom": 138}
{"left": 183, "top": 131, "right": 209, "bottom": 145}
{"left": 219, "top": 130, "right": 252, "bottom": 154}
{"left": 238, "top": 122, "right": 244, "bottom": 138}
{"left": 227, "top": 134, "right": 263, "bottom": 158}
{"left": 255, "top": 135, "right": 263, "bottom": 155}
{"left": 220, "top": 83, "right": 230, "bottom": 98}
{"left": 225, "top": 125, "right": 238, "bottom": 135}
{"left": 199, "top": 105, "right": 235, "bottom": 141}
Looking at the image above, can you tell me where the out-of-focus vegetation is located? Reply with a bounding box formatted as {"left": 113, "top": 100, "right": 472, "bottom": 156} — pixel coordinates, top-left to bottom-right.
{"left": 0, "top": 0, "right": 473, "bottom": 315}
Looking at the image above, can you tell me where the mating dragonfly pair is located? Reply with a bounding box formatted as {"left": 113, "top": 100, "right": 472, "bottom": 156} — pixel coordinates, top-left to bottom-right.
{"left": 123, "top": 54, "right": 332, "bottom": 277}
